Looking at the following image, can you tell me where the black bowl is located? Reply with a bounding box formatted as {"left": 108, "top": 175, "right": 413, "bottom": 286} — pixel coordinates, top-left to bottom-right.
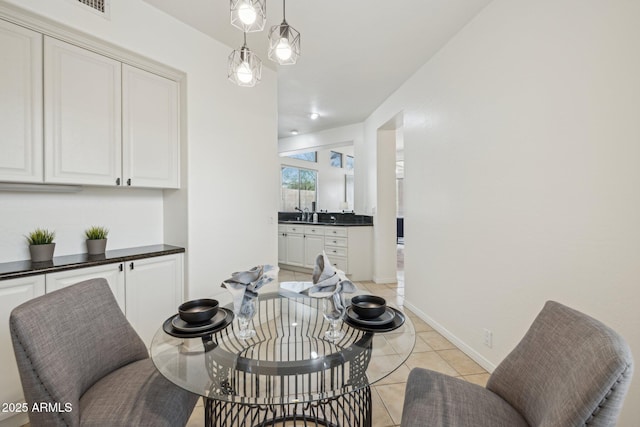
{"left": 351, "top": 295, "right": 387, "bottom": 319}
{"left": 178, "top": 299, "right": 219, "bottom": 324}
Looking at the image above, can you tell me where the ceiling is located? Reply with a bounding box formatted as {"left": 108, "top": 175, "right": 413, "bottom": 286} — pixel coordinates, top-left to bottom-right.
{"left": 143, "top": 0, "right": 493, "bottom": 139}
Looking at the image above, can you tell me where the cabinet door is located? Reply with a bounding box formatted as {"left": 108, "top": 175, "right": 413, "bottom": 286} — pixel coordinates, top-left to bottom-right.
{"left": 45, "top": 263, "right": 126, "bottom": 313}
{"left": 0, "top": 20, "right": 43, "bottom": 183}
{"left": 278, "top": 232, "right": 287, "bottom": 264}
{"left": 285, "top": 233, "right": 304, "bottom": 267}
{"left": 44, "top": 36, "right": 122, "bottom": 186}
{"left": 125, "top": 254, "right": 183, "bottom": 347}
{"left": 304, "top": 234, "right": 325, "bottom": 268}
{"left": 0, "top": 276, "right": 45, "bottom": 425}
{"left": 122, "top": 64, "right": 179, "bottom": 188}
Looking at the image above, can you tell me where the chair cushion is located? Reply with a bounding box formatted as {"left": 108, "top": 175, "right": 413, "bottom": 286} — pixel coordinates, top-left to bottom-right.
{"left": 401, "top": 368, "right": 528, "bottom": 427}
{"left": 486, "top": 301, "right": 634, "bottom": 427}
{"left": 79, "top": 359, "right": 198, "bottom": 427}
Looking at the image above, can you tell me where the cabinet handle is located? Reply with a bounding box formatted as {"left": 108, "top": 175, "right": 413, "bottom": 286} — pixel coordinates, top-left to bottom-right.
{"left": 129, "top": 262, "right": 134, "bottom": 270}
{"left": 333, "top": 240, "right": 337, "bottom": 244}
{"left": 119, "top": 263, "right": 123, "bottom": 272}
{"left": 332, "top": 250, "right": 337, "bottom": 253}
{"left": 127, "top": 178, "right": 132, "bottom": 186}
{"left": 116, "top": 177, "right": 121, "bottom": 185}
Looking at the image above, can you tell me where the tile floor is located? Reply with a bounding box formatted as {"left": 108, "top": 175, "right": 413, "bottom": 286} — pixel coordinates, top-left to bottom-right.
{"left": 187, "top": 245, "right": 490, "bottom": 427}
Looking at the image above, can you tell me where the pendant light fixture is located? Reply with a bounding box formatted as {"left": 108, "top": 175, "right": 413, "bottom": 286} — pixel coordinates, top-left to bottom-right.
{"left": 230, "top": 0, "right": 266, "bottom": 33}
{"left": 268, "top": 0, "right": 300, "bottom": 65}
{"left": 228, "top": 32, "right": 263, "bottom": 87}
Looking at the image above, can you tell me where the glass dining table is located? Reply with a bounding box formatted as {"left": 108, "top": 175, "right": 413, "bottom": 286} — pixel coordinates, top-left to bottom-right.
{"left": 150, "top": 291, "right": 415, "bottom": 427}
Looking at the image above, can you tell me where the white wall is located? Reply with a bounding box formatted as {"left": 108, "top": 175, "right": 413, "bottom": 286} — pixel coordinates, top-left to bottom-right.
{"left": 0, "top": 0, "right": 279, "bottom": 300}
{"left": 279, "top": 146, "right": 354, "bottom": 213}
{"left": 279, "top": 123, "right": 362, "bottom": 155}
{"left": 0, "top": 188, "right": 163, "bottom": 261}
{"left": 359, "top": 0, "right": 640, "bottom": 424}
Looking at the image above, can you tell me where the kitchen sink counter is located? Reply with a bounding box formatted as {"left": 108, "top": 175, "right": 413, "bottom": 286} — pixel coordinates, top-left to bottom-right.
{"left": 0, "top": 244, "right": 185, "bottom": 280}
{"left": 278, "top": 212, "right": 373, "bottom": 227}
{"left": 278, "top": 220, "right": 373, "bottom": 227}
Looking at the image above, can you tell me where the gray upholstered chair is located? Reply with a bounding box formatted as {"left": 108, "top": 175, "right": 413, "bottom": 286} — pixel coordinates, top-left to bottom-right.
{"left": 10, "top": 278, "right": 198, "bottom": 427}
{"left": 401, "top": 301, "right": 633, "bottom": 427}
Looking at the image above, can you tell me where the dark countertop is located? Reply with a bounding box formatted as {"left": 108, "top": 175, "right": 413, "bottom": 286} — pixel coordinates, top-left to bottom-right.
{"left": 278, "top": 212, "right": 373, "bottom": 227}
{"left": 0, "top": 244, "right": 185, "bottom": 281}
{"left": 278, "top": 220, "right": 373, "bottom": 227}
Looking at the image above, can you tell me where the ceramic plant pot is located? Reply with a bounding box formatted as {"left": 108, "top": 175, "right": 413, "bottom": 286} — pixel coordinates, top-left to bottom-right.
{"left": 86, "top": 239, "right": 107, "bottom": 255}
{"left": 29, "top": 243, "right": 55, "bottom": 262}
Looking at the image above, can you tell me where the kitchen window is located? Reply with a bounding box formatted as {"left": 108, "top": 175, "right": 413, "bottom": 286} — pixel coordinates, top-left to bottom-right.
{"left": 281, "top": 167, "right": 317, "bottom": 211}
{"left": 286, "top": 151, "right": 317, "bottom": 162}
{"left": 346, "top": 155, "right": 354, "bottom": 170}
{"left": 330, "top": 151, "right": 343, "bottom": 168}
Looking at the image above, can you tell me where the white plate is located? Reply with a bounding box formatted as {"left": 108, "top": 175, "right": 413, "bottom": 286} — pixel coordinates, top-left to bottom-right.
{"left": 171, "top": 310, "right": 227, "bottom": 332}
{"left": 346, "top": 306, "right": 395, "bottom": 325}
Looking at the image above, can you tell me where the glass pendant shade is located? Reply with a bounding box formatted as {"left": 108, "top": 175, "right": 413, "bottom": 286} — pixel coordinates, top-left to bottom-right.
{"left": 228, "top": 42, "right": 262, "bottom": 87}
{"left": 268, "top": 21, "right": 300, "bottom": 65}
{"left": 230, "top": 0, "right": 266, "bottom": 33}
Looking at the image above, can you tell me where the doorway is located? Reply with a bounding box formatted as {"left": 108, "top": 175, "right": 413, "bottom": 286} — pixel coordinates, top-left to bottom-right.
{"left": 373, "top": 113, "right": 404, "bottom": 284}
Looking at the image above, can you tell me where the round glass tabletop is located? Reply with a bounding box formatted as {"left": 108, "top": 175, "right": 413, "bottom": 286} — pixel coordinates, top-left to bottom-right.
{"left": 151, "top": 291, "right": 415, "bottom": 406}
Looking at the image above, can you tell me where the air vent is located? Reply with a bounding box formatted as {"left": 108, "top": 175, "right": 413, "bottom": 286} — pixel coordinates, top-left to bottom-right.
{"left": 75, "top": 0, "right": 110, "bottom": 18}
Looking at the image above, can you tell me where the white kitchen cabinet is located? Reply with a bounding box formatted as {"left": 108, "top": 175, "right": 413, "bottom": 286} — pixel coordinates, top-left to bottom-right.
{"left": 303, "top": 226, "right": 325, "bottom": 268}
{"left": 125, "top": 254, "right": 183, "bottom": 347}
{"left": 45, "top": 263, "right": 126, "bottom": 313}
{"left": 122, "top": 64, "right": 179, "bottom": 189}
{"left": 278, "top": 224, "right": 373, "bottom": 281}
{"left": 278, "top": 225, "right": 287, "bottom": 264}
{"left": 0, "top": 20, "right": 43, "bottom": 183}
{"left": 0, "top": 275, "right": 45, "bottom": 426}
{"left": 285, "top": 225, "right": 305, "bottom": 267}
{"left": 44, "top": 36, "right": 122, "bottom": 186}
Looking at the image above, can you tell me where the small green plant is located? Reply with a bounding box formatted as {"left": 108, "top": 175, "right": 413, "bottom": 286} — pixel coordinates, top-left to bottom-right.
{"left": 85, "top": 226, "right": 109, "bottom": 240}
{"left": 26, "top": 228, "right": 56, "bottom": 245}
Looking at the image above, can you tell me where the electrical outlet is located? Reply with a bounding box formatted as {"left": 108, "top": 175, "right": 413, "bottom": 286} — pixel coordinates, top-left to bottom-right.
{"left": 483, "top": 329, "right": 493, "bottom": 348}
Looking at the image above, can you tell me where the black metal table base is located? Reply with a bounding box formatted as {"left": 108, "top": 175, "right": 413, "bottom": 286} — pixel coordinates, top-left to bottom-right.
{"left": 204, "top": 386, "right": 372, "bottom": 427}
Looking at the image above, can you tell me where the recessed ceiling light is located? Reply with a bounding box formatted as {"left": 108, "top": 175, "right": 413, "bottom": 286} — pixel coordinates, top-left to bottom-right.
{"left": 291, "top": 129, "right": 299, "bottom": 135}
{"left": 309, "top": 112, "right": 319, "bottom": 120}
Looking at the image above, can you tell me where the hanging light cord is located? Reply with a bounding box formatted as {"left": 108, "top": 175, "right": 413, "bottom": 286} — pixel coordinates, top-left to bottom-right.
{"left": 282, "top": 0, "right": 287, "bottom": 22}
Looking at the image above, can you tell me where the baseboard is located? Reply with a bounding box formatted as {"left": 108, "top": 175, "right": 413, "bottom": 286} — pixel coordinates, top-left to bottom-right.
{"left": 0, "top": 411, "right": 29, "bottom": 427}
{"left": 372, "top": 275, "right": 397, "bottom": 284}
{"left": 404, "top": 300, "right": 497, "bottom": 373}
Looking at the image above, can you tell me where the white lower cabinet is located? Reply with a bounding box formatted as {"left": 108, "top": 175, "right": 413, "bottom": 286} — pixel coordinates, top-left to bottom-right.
{"left": 125, "top": 254, "right": 183, "bottom": 347}
{"left": 278, "top": 224, "right": 373, "bottom": 281}
{"left": 0, "top": 253, "right": 183, "bottom": 426}
{"left": 303, "top": 234, "right": 325, "bottom": 268}
{"left": 0, "top": 275, "right": 45, "bottom": 426}
{"left": 278, "top": 225, "right": 287, "bottom": 264}
{"left": 285, "top": 228, "right": 305, "bottom": 267}
{"left": 45, "top": 263, "right": 126, "bottom": 313}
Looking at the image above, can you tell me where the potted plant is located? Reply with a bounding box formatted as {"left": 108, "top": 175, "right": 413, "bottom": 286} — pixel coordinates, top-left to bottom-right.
{"left": 85, "top": 226, "right": 109, "bottom": 255}
{"left": 26, "top": 228, "right": 56, "bottom": 262}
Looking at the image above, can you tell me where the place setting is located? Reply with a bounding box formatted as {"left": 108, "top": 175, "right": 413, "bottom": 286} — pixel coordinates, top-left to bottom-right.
{"left": 344, "top": 294, "right": 405, "bottom": 333}
{"left": 162, "top": 298, "right": 234, "bottom": 338}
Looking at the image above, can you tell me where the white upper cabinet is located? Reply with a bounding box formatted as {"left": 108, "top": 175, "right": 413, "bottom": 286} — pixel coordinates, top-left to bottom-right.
{"left": 122, "top": 65, "right": 179, "bottom": 189}
{"left": 0, "top": 20, "right": 43, "bottom": 183}
{"left": 44, "top": 36, "right": 122, "bottom": 186}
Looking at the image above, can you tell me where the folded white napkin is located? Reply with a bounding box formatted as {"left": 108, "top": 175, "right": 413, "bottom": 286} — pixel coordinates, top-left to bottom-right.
{"left": 308, "top": 251, "right": 356, "bottom": 297}
{"left": 221, "top": 264, "right": 278, "bottom": 314}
